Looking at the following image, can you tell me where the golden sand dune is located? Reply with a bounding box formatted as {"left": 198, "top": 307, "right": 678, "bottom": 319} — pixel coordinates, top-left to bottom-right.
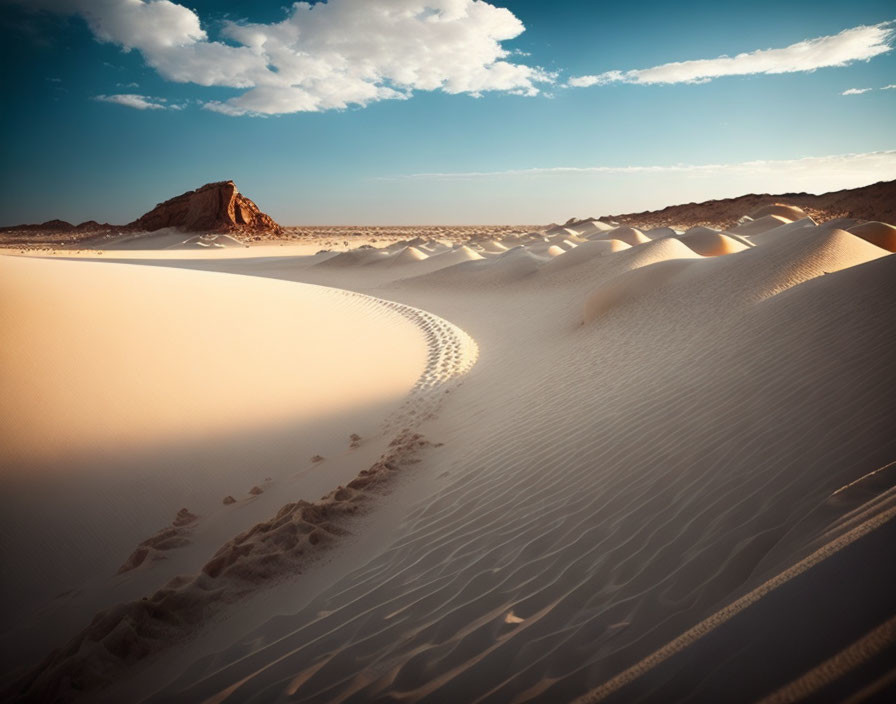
{"left": 847, "top": 220, "right": 896, "bottom": 252}
{"left": 725, "top": 213, "right": 793, "bottom": 236}
{"left": 0, "top": 257, "right": 426, "bottom": 464}
{"left": 747, "top": 202, "right": 808, "bottom": 221}
{"left": 679, "top": 229, "right": 751, "bottom": 256}
{"left": 593, "top": 225, "right": 651, "bottom": 246}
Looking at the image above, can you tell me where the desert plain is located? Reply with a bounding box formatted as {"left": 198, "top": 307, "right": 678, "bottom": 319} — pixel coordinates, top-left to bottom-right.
{"left": 1, "top": 180, "right": 895, "bottom": 704}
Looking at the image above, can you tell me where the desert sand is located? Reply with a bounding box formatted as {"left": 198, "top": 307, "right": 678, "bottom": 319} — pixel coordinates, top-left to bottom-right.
{"left": 1, "top": 203, "right": 895, "bottom": 703}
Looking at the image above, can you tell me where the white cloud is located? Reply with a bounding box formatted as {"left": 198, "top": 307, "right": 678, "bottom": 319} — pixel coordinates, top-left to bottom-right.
{"left": 93, "top": 93, "right": 178, "bottom": 110}
{"left": 843, "top": 83, "right": 896, "bottom": 94}
{"left": 569, "top": 21, "right": 895, "bottom": 87}
{"left": 388, "top": 150, "right": 896, "bottom": 182}
{"left": 22, "top": 0, "right": 551, "bottom": 116}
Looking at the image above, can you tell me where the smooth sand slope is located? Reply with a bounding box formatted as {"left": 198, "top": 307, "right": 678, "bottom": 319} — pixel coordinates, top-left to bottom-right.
{"left": 0, "top": 254, "right": 478, "bottom": 687}
{"left": 3, "top": 209, "right": 895, "bottom": 703}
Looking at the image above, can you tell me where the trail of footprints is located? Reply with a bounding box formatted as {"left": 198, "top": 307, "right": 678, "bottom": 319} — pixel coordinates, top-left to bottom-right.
{"left": 331, "top": 289, "right": 478, "bottom": 434}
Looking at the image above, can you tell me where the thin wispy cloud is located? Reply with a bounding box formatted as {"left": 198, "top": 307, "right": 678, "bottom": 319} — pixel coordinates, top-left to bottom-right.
{"left": 21, "top": 0, "right": 552, "bottom": 116}
{"left": 569, "top": 21, "right": 895, "bottom": 87}
{"left": 842, "top": 83, "right": 896, "bottom": 94}
{"left": 385, "top": 150, "right": 896, "bottom": 181}
{"left": 93, "top": 93, "right": 180, "bottom": 110}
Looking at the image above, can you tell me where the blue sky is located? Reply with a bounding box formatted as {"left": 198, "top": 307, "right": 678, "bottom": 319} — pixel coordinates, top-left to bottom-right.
{"left": 1, "top": 0, "right": 894, "bottom": 225}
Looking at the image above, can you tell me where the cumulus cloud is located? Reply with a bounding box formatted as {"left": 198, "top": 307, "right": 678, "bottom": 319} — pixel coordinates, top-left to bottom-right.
{"left": 93, "top": 93, "right": 179, "bottom": 110}
{"left": 884, "top": 84, "right": 896, "bottom": 89}
{"left": 389, "top": 150, "right": 896, "bottom": 181}
{"left": 569, "top": 21, "right": 895, "bottom": 87}
{"left": 21, "top": 0, "right": 551, "bottom": 115}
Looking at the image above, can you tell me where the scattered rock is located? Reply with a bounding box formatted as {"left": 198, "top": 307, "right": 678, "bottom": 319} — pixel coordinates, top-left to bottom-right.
{"left": 311, "top": 454, "right": 325, "bottom": 463}
{"left": 222, "top": 496, "right": 236, "bottom": 505}
{"left": 249, "top": 486, "right": 264, "bottom": 496}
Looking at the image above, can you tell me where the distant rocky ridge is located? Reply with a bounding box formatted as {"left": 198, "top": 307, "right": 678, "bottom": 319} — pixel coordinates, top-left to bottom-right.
{"left": 0, "top": 180, "right": 282, "bottom": 242}
{"left": 3, "top": 219, "right": 113, "bottom": 232}
{"left": 583, "top": 179, "right": 896, "bottom": 231}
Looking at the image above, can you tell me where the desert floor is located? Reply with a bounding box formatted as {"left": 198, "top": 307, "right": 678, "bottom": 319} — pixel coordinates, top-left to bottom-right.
{"left": 1, "top": 212, "right": 895, "bottom": 703}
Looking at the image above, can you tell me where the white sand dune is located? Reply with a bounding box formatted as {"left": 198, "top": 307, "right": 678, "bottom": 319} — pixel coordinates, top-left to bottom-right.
{"left": 4, "top": 207, "right": 896, "bottom": 704}
{"left": 643, "top": 226, "right": 678, "bottom": 239}
{"left": 396, "top": 244, "right": 484, "bottom": 276}
{"left": 744, "top": 216, "right": 817, "bottom": 245}
{"left": 168, "top": 233, "right": 244, "bottom": 249}
{"left": 540, "top": 239, "right": 632, "bottom": 274}
{"left": 544, "top": 225, "right": 582, "bottom": 238}
{"left": 725, "top": 213, "right": 792, "bottom": 237}
{"left": 85, "top": 228, "right": 247, "bottom": 251}
{"left": 313, "top": 247, "right": 390, "bottom": 267}
{"left": 478, "top": 239, "right": 509, "bottom": 253}
{"left": 593, "top": 225, "right": 651, "bottom": 246}
{"left": 382, "top": 245, "right": 430, "bottom": 266}
{"left": 679, "top": 229, "right": 751, "bottom": 256}
{"left": 567, "top": 219, "right": 617, "bottom": 237}
{"left": 399, "top": 245, "right": 546, "bottom": 288}
{"left": 584, "top": 258, "right": 698, "bottom": 322}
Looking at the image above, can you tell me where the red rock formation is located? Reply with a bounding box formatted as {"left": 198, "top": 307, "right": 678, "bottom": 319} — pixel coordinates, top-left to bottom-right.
{"left": 127, "top": 180, "right": 282, "bottom": 234}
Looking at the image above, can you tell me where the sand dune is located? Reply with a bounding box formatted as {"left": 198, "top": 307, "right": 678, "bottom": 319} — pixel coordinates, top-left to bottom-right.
{"left": 0, "top": 257, "right": 425, "bottom": 464}
{"left": 583, "top": 258, "right": 697, "bottom": 323}
{"left": 3, "top": 204, "right": 895, "bottom": 704}
{"left": 398, "top": 244, "right": 484, "bottom": 276}
{"left": 95, "top": 218, "right": 891, "bottom": 704}
{"left": 744, "top": 216, "right": 817, "bottom": 245}
{"left": 847, "top": 221, "right": 896, "bottom": 252}
{"left": 0, "top": 254, "right": 447, "bottom": 679}
{"left": 540, "top": 239, "right": 632, "bottom": 273}
{"left": 747, "top": 202, "right": 808, "bottom": 221}
{"left": 593, "top": 226, "right": 651, "bottom": 246}
{"left": 381, "top": 245, "right": 429, "bottom": 265}
{"left": 725, "top": 213, "right": 793, "bottom": 237}
{"left": 679, "top": 229, "right": 751, "bottom": 256}
{"left": 643, "top": 226, "right": 678, "bottom": 239}
{"left": 478, "top": 239, "right": 509, "bottom": 253}
{"left": 565, "top": 219, "right": 618, "bottom": 238}
{"left": 547, "top": 244, "right": 566, "bottom": 257}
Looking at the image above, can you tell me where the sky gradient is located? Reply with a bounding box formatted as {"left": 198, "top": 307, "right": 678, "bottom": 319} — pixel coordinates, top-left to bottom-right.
{"left": 1, "top": 0, "right": 894, "bottom": 225}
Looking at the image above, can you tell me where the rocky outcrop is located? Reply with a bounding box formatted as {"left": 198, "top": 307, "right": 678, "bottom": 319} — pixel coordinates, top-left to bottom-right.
{"left": 127, "top": 180, "right": 282, "bottom": 234}
{"left": 595, "top": 179, "right": 896, "bottom": 231}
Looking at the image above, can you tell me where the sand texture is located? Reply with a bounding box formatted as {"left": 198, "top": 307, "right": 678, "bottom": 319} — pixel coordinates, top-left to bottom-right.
{"left": 1, "top": 204, "right": 894, "bottom": 703}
